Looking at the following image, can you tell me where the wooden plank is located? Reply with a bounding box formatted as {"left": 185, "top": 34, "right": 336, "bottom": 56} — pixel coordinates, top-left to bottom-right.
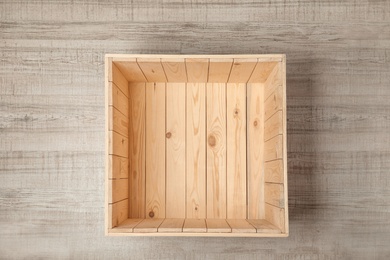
{"left": 206, "top": 83, "right": 227, "bottom": 219}
{"left": 110, "top": 63, "right": 129, "bottom": 97}
{"left": 208, "top": 58, "right": 233, "bottom": 83}
{"left": 247, "top": 219, "right": 281, "bottom": 234}
{"left": 108, "top": 179, "right": 128, "bottom": 203}
{"left": 133, "top": 218, "right": 164, "bottom": 233}
{"left": 186, "top": 83, "right": 206, "bottom": 219}
{"left": 226, "top": 83, "right": 247, "bottom": 219}
{"left": 264, "top": 84, "right": 283, "bottom": 121}
{"left": 206, "top": 219, "right": 231, "bottom": 233}
{"left": 264, "top": 110, "right": 283, "bottom": 142}
{"left": 158, "top": 218, "right": 184, "bottom": 232}
{"left": 183, "top": 219, "right": 207, "bottom": 233}
{"left": 265, "top": 203, "right": 285, "bottom": 232}
{"left": 265, "top": 183, "right": 284, "bottom": 208}
{"left": 110, "top": 219, "right": 143, "bottom": 233}
{"left": 264, "top": 63, "right": 282, "bottom": 100}
{"left": 137, "top": 58, "right": 167, "bottom": 82}
{"left": 264, "top": 160, "right": 284, "bottom": 183}
{"left": 113, "top": 59, "right": 147, "bottom": 82}
{"left": 145, "top": 82, "right": 166, "bottom": 218}
{"left": 166, "top": 82, "right": 186, "bottom": 218}
{"left": 185, "top": 58, "right": 209, "bottom": 82}
{"left": 108, "top": 106, "right": 128, "bottom": 138}
{"left": 108, "top": 131, "right": 128, "bottom": 158}
{"left": 108, "top": 199, "right": 128, "bottom": 228}
{"left": 248, "top": 61, "right": 278, "bottom": 83}
{"left": 264, "top": 135, "right": 283, "bottom": 162}
{"left": 108, "top": 155, "right": 128, "bottom": 179}
{"left": 247, "top": 83, "right": 264, "bottom": 219}
{"left": 108, "top": 82, "right": 129, "bottom": 117}
{"left": 161, "top": 58, "right": 187, "bottom": 82}
{"left": 228, "top": 59, "right": 257, "bottom": 83}
{"left": 226, "top": 219, "right": 256, "bottom": 233}
{"left": 129, "top": 82, "right": 146, "bottom": 218}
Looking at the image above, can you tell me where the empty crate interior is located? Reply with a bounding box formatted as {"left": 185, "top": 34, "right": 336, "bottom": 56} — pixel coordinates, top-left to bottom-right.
{"left": 106, "top": 55, "right": 287, "bottom": 236}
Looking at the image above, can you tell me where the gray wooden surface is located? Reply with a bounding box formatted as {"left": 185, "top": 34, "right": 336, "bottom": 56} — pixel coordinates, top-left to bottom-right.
{"left": 1, "top": 0, "right": 390, "bottom": 259}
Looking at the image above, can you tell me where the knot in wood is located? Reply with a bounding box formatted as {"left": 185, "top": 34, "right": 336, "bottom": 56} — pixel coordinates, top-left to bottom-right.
{"left": 149, "top": 211, "right": 155, "bottom": 218}
{"left": 208, "top": 135, "right": 216, "bottom": 147}
{"left": 166, "top": 132, "right": 172, "bottom": 138}
{"left": 253, "top": 120, "right": 258, "bottom": 127}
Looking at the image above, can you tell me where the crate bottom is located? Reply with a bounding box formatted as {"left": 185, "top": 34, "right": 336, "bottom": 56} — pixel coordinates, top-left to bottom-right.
{"left": 108, "top": 218, "right": 284, "bottom": 237}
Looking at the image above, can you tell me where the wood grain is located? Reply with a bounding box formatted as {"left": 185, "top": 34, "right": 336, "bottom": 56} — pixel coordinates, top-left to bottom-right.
{"left": 166, "top": 83, "right": 186, "bottom": 218}
{"left": 186, "top": 83, "right": 206, "bottom": 219}
{"left": 206, "top": 83, "right": 227, "bottom": 219}
{"left": 145, "top": 82, "right": 166, "bottom": 218}
{"left": 1, "top": 0, "right": 390, "bottom": 257}
{"left": 158, "top": 218, "right": 184, "bottom": 233}
{"left": 129, "top": 82, "right": 146, "bottom": 218}
{"left": 226, "top": 83, "right": 246, "bottom": 219}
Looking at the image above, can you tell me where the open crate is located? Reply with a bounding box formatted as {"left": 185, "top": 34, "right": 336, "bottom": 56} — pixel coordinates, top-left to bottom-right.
{"left": 105, "top": 54, "right": 288, "bottom": 237}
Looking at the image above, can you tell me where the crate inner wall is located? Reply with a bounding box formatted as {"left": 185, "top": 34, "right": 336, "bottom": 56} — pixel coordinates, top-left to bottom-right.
{"left": 106, "top": 55, "right": 288, "bottom": 236}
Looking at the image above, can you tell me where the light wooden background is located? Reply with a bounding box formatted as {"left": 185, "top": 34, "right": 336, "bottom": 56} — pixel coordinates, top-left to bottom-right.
{"left": 1, "top": 0, "right": 390, "bottom": 259}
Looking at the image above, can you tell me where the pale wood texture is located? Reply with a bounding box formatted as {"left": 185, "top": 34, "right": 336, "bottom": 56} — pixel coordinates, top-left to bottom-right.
{"left": 108, "top": 106, "right": 129, "bottom": 138}
{"left": 133, "top": 218, "right": 164, "bottom": 233}
{"left": 145, "top": 82, "right": 166, "bottom": 218}
{"left": 247, "top": 83, "right": 265, "bottom": 219}
{"left": 228, "top": 59, "right": 257, "bottom": 83}
{"left": 226, "top": 83, "right": 247, "bottom": 219}
{"left": 264, "top": 135, "right": 283, "bottom": 162}
{"left": 137, "top": 59, "right": 167, "bottom": 82}
{"left": 2, "top": 0, "right": 389, "bottom": 257}
{"left": 185, "top": 58, "right": 209, "bottom": 82}
{"left": 183, "top": 219, "right": 207, "bottom": 233}
{"left": 108, "top": 131, "right": 128, "bottom": 158}
{"left": 108, "top": 199, "right": 129, "bottom": 228}
{"left": 265, "top": 204, "right": 285, "bottom": 232}
{"left": 108, "top": 155, "right": 128, "bottom": 180}
{"left": 186, "top": 83, "right": 206, "bottom": 219}
{"left": 206, "top": 83, "right": 227, "bottom": 219}
{"left": 264, "top": 160, "right": 284, "bottom": 184}
{"left": 113, "top": 60, "right": 147, "bottom": 82}
{"left": 158, "top": 218, "right": 185, "bottom": 233}
{"left": 108, "top": 179, "right": 128, "bottom": 203}
{"left": 226, "top": 219, "right": 256, "bottom": 233}
{"left": 208, "top": 59, "right": 233, "bottom": 83}
{"left": 264, "top": 110, "right": 283, "bottom": 141}
{"left": 248, "top": 62, "right": 277, "bottom": 83}
{"left": 110, "top": 218, "right": 143, "bottom": 233}
{"left": 128, "top": 82, "right": 146, "bottom": 218}
{"left": 247, "top": 219, "right": 281, "bottom": 234}
{"left": 161, "top": 59, "right": 187, "bottom": 82}
{"left": 264, "top": 183, "right": 284, "bottom": 208}
{"left": 205, "top": 219, "right": 231, "bottom": 233}
{"left": 166, "top": 83, "right": 186, "bottom": 218}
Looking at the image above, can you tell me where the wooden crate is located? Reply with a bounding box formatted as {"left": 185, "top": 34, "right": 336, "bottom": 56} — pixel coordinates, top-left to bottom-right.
{"left": 105, "top": 54, "right": 288, "bottom": 237}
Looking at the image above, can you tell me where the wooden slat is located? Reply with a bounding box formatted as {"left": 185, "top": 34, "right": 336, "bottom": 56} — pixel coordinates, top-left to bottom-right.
{"left": 228, "top": 59, "right": 257, "bottom": 83}
{"left": 264, "top": 159, "right": 284, "bottom": 183}
{"left": 206, "top": 83, "right": 227, "bottom": 219}
{"left": 113, "top": 59, "right": 147, "bottom": 82}
{"left": 108, "top": 106, "right": 128, "bottom": 138}
{"left": 247, "top": 83, "right": 264, "bottom": 219}
{"left": 186, "top": 83, "right": 206, "bottom": 219}
{"left": 264, "top": 110, "right": 283, "bottom": 142}
{"left": 108, "top": 155, "right": 128, "bottom": 179}
{"left": 265, "top": 203, "right": 285, "bottom": 232}
{"left": 226, "top": 83, "right": 247, "bottom": 219}
{"left": 108, "top": 199, "right": 128, "bottom": 228}
{"left": 264, "top": 84, "right": 283, "bottom": 121}
{"left": 183, "top": 219, "right": 207, "bottom": 233}
{"left": 161, "top": 58, "right": 187, "bottom": 82}
{"left": 265, "top": 183, "right": 284, "bottom": 208}
{"left": 248, "top": 61, "right": 278, "bottom": 83}
{"left": 110, "top": 218, "right": 143, "bottom": 233}
{"left": 264, "top": 135, "right": 283, "bottom": 162}
{"left": 145, "top": 82, "right": 166, "bottom": 218}
{"left": 137, "top": 58, "right": 167, "bottom": 82}
{"left": 226, "top": 219, "right": 256, "bottom": 233}
{"left": 206, "top": 219, "right": 231, "bottom": 233}
{"left": 264, "top": 63, "right": 282, "bottom": 100}
{"left": 208, "top": 58, "right": 233, "bottom": 83}
{"left": 247, "top": 219, "right": 281, "bottom": 234}
{"left": 110, "top": 63, "right": 129, "bottom": 97}
{"left": 133, "top": 218, "right": 164, "bottom": 233}
{"left": 186, "top": 58, "right": 209, "bottom": 82}
{"left": 166, "top": 82, "right": 186, "bottom": 218}
{"left": 109, "top": 179, "right": 128, "bottom": 203}
{"left": 108, "top": 82, "right": 129, "bottom": 117}
{"left": 108, "top": 131, "right": 128, "bottom": 158}
{"left": 129, "top": 82, "right": 146, "bottom": 218}
{"left": 158, "top": 218, "right": 184, "bottom": 232}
